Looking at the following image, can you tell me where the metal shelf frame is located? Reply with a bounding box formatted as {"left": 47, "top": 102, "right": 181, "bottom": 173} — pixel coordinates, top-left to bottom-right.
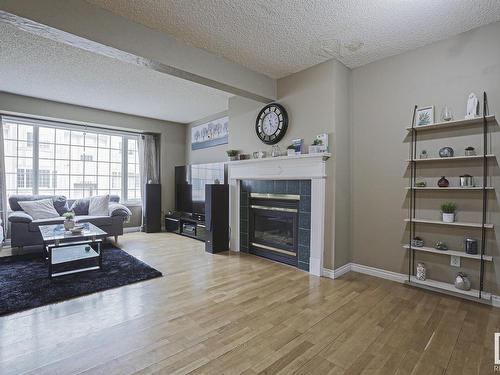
{"left": 407, "top": 92, "right": 492, "bottom": 300}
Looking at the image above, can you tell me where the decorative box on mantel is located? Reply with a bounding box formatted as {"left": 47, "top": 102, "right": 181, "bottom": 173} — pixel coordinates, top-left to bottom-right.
{"left": 228, "top": 153, "right": 330, "bottom": 276}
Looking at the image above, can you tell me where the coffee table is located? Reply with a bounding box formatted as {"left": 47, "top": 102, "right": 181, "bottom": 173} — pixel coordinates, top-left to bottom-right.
{"left": 39, "top": 222, "right": 107, "bottom": 278}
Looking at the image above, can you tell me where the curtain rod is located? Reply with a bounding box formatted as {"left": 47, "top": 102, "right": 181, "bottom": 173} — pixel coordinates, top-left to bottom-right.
{"left": 0, "top": 112, "right": 150, "bottom": 136}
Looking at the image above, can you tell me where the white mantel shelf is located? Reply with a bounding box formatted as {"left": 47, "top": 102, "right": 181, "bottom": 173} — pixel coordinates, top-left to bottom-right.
{"left": 228, "top": 153, "right": 331, "bottom": 181}
{"left": 229, "top": 153, "right": 331, "bottom": 165}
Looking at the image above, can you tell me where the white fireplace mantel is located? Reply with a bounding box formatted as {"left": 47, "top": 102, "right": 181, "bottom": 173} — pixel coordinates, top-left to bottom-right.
{"left": 228, "top": 153, "right": 331, "bottom": 276}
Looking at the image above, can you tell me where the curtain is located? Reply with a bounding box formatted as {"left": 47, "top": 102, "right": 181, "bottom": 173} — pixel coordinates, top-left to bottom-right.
{"left": 138, "top": 134, "right": 161, "bottom": 228}
{"left": 0, "top": 117, "right": 7, "bottom": 244}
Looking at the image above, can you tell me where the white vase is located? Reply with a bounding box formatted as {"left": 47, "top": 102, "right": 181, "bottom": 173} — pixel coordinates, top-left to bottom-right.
{"left": 64, "top": 219, "right": 75, "bottom": 231}
{"left": 416, "top": 262, "right": 426, "bottom": 281}
{"left": 287, "top": 150, "right": 295, "bottom": 156}
{"left": 442, "top": 213, "right": 455, "bottom": 223}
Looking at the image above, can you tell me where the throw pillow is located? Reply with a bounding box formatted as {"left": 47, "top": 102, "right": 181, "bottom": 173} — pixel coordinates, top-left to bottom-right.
{"left": 89, "top": 195, "right": 110, "bottom": 216}
{"left": 18, "top": 199, "right": 60, "bottom": 220}
{"left": 70, "top": 198, "right": 90, "bottom": 216}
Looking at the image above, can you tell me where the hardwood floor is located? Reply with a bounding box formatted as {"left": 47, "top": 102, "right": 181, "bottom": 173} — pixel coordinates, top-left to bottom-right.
{"left": 1, "top": 232, "right": 499, "bottom": 374}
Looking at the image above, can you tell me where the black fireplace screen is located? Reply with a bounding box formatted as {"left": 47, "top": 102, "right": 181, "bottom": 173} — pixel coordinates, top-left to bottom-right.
{"left": 253, "top": 210, "right": 296, "bottom": 251}
{"left": 249, "top": 194, "right": 299, "bottom": 257}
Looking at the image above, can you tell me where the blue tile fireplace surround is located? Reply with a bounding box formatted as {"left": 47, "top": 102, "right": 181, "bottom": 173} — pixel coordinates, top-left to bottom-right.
{"left": 239, "top": 179, "right": 311, "bottom": 271}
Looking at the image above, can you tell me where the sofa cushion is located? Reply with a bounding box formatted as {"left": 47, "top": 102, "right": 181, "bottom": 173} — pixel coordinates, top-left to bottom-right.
{"left": 29, "top": 217, "right": 65, "bottom": 232}
{"left": 9, "top": 195, "right": 68, "bottom": 215}
{"left": 19, "top": 199, "right": 60, "bottom": 220}
{"left": 89, "top": 195, "right": 110, "bottom": 216}
{"left": 70, "top": 199, "right": 90, "bottom": 215}
{"left": 75, "top": 215, "right": 112, "bottom": 227}
{"left": 68, "top": 195, "right": 120, "bottom": 216}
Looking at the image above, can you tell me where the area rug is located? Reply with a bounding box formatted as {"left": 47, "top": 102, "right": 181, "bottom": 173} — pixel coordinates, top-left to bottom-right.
{"left": 0, "top": 245, "right": 162, "bottom": 316}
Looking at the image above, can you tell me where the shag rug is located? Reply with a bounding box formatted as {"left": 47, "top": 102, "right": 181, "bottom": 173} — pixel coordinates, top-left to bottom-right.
{"left": 0, "top": 245, "right": 162, "bottom": 316}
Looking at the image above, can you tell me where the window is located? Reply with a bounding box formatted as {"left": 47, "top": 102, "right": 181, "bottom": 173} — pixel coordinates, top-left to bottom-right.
{"left": 2, "top": 117, "right": 141, "bottom": 202}
{"left": 39, "top": 170, "right": 51, "bottom": 188}
{"left": 16, "top": 168, "right": 33, "bottom": 188}
{"left": 190, "top": 163, "right": 225, "bottom": 202}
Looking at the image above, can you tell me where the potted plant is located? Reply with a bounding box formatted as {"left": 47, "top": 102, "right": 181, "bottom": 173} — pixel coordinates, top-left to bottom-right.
{"left": 226, "top": 150, "right": 239, "bottom": 161}
{"left": 63, "top": 211, "right": 76, "bottom": 230}
{"left": 287, "top": 145, "right": 295, "bottom": 156}
{"left": 440, "top": 202, "right": 457, "bottom": 223}
{"left": 309, "top": 138, "right": 323, "bottom": 154}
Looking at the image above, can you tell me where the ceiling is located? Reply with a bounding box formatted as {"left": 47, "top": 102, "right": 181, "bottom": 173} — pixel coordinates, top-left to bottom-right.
{"left": 86, "top": 0, "right": 500, "bottom": 78}
{"left": 0, "top": 22, "right": 231, "bottom": 124}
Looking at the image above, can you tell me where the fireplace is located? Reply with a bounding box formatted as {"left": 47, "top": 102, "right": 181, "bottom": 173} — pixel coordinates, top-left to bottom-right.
{"left": 249, "top": 193, "right": 299, "bottom": 266}
{"left": 229, "top": 154, "right": 329, "bottom": 275}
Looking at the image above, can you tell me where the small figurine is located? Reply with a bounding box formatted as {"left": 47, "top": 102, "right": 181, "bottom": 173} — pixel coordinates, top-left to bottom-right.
{"left": 465, "top": 92, "right": 479, "bottom": 119}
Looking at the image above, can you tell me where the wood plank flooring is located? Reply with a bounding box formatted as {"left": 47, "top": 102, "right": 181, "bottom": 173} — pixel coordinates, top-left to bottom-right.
{"left": 1, "top": 232, "right": 499, "bottom": 374}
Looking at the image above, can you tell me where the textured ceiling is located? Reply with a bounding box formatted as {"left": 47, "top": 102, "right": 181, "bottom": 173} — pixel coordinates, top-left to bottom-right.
{"left": 0, "top": 22, "right": 231, "bottom": 123}
{"left": 86, "top": 0, "right": 500, "bottom": 78}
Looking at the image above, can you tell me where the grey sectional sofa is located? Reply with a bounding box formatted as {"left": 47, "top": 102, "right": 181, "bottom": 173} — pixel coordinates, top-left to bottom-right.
{"left": 8, "top": 195, "right": 131, "bottom": 249}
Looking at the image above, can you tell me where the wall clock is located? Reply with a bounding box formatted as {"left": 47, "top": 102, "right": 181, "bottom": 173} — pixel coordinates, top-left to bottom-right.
{"left": 255, "top": 103, "right": 288, "bottom": 145}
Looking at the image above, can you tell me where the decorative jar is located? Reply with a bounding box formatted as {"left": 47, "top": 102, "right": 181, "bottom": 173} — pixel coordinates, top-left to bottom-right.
{"left": 416, "top": 263, "right": 426, "bottom": 281}
{"left": 437, "top": 176, "right": 449, "bottom": 188}
{"left": 454, "top": 273, "right": 471, "bottom": 291}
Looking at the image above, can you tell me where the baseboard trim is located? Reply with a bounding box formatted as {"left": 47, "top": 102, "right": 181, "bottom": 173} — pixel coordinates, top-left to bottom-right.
{"left": 322, "top": 262, "right": 405, "bottom": 283}
{"left": 350, "top": 263, "right": 407, "bottom": 284}
{"left": 322, "top": 263, "right": 351, "bottom": 279}
{"left": 323, "top": 262, "right": 499, "bottom": 307}
{"left": 492, "top": 295, "right": 500, "bottom": 308}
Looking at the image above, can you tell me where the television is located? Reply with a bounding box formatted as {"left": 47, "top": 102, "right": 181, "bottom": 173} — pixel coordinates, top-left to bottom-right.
{"left": 175, "top": 162, "right": 226, "bottom": 215}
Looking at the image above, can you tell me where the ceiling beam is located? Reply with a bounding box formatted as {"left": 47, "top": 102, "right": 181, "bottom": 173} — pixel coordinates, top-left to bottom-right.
{"left": 0, "top": 0, "right": 276, "bottom": 103}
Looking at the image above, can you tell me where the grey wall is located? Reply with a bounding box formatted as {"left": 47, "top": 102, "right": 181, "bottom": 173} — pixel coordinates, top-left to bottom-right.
{"left": 184, "top": 21, "right": 500, "bottom": 292}
{"left": 188, "top": 59, "right": 351, "bottom": 270}
{"left": 351, "top": 21, "right": 500, "bottom": 292}
{"left": 0, "top": 91, "right": 186, "bottom": 219}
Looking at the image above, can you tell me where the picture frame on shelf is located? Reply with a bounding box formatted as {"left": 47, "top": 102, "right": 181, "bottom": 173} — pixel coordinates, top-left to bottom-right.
{"left": 415, "top": 106, "right": 434, "bottom": 126}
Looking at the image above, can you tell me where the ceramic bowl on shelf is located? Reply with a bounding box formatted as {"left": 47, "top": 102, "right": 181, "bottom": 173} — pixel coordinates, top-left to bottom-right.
{"left": 434, "top": 241, "right": 448, "bottom": 251}
{"left": 411, "top": 237, "right": 424, "bottom": 247}
{"left": 439, "top": 147, "right": 454, "bottom": 158}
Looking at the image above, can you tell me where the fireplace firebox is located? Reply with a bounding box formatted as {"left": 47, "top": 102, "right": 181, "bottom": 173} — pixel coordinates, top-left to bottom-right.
{"left": 249, "top": 193, "right": 299, "bottom": 266}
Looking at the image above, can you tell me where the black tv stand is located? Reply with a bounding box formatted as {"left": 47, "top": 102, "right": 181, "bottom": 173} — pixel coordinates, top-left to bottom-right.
{"left": 165, "top": 212, "right": 206, "bottom": 242}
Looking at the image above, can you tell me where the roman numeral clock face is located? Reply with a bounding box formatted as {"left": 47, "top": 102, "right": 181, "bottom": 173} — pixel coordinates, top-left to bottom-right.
{"left": 255, "top": 103, "right": 288, "bottom": 145}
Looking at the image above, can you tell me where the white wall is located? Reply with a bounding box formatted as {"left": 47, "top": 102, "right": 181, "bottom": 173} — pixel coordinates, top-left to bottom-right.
{"left": 351, "top": 21, "right": 500, "bottom": 292}
{"left": 0, "top": 91, "right": 186, "bottom": 216}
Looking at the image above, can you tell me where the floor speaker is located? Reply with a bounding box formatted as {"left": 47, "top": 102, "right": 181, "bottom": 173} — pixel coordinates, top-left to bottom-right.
{"left": 205, "top": 184, "right": 229, "bottom": 253}
{"left": 144, "top": 183, "right": 161, "bottom": 233}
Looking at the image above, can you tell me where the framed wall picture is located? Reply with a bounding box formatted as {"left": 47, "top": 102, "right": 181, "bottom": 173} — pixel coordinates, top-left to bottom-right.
{"left": 191, "top": 116, "right": 229, "bottom": 150}
{"left": 415, "top": 106, "right": 434, "bottom": 126}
